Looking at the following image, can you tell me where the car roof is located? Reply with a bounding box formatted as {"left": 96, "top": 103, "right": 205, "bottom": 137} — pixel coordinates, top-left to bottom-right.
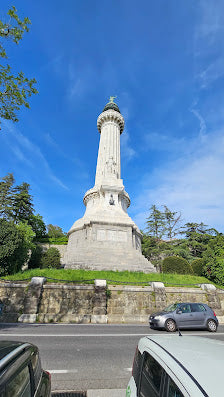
{"left": 139, "top": 335, "right": 224, "bottom": 397}
{"left": 0, "top": 341, "right": 34, "bottom": 372}
{"left": 0, "top": 341, "right": 24, "bottom": 361}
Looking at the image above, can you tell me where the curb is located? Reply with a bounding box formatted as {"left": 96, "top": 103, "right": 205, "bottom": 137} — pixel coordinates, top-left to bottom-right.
{"left": 87, "top": 390, "right": 126, "bottom": 396}
{"left": 51, "top": 390, "right": 126, "bottom": 397}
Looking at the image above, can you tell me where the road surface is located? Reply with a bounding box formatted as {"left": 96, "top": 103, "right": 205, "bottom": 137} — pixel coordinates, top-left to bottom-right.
{"left": 0, "top": 323, "right": 223, "bottom": 391}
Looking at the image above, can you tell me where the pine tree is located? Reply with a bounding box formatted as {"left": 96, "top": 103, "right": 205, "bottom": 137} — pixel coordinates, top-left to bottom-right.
{"left": 163, "top": 205, "right": 182, "bottom": 239}
{"left": 0, "top": 173, "right": 14, "bottom": 220}
{"left": 146, "top": 205, "right": 165, "bottom": 240}
{"left": 12, "top": 182, "right": 34, "bottom": 223}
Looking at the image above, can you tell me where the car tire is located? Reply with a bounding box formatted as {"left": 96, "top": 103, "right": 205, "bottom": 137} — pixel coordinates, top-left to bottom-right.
{"left": 207, "top": 319, "right": 217, "bottom": 332}
{"left": 165, "top": 319, "right": 176, "bottom": 332}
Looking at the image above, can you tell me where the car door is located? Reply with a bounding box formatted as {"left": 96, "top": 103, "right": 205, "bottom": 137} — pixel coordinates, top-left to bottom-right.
{"left": 190, "top": 303, "right": 207, "bottom": 327}
{"left": 174, "top": 304, "right": 194, "bottom": 328}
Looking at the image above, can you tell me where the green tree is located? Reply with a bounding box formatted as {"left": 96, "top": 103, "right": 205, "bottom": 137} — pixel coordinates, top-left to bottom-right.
{"left": 146, "top": 205, "right": 165, "bottom": 240}
{"left": 0, "top": 173, "right": 14, "bottom": 219}
{"left": 16, "top": 221, "right": 35, "bottom": 266}
{"left": 0, "top": 219, "right": 35, "bottom": 275}
{"left": 29, "top": 213, "right": 47, "bottom": 238}
{"left": 203, "top": 234, "right": 224, "bottom": 285}
{"left": 163, "top": 205, "right": 182, "bottom": 239}
{"left": 28, "top": 244, "right": 43, "bottom": 269}
{"left": 0, "top": 6, "right": 38, "bottom": 130}
{"left": 12, "top": 182, "right": 34, "bottom": 223}
{"left": 47, "top": 224, "right": 65, "bottom": 238}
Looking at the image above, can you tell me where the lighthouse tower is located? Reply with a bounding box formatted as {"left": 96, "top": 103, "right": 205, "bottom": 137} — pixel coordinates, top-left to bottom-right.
{"left": 65, "top": 98, "right": 156, "bottom": 272}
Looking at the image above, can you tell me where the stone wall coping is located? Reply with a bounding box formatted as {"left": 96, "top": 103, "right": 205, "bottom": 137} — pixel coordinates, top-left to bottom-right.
{"left": 94, "top": 279, "right": 107, "bottom": 288}
{"left": 150, "top": 282, "right": 165, "bottom": 290}
{"left": 0, "top": 282, "right": 28, "bottom": 288}
{"left": 30, "top": 277, "right": 46, "bottom": 286}
{"left": 200, "top": 283, "right": 216, "bottom": 291}
{"left": 165, "top": 287, "right": 205, "bottom": 293}
{"left": 42, "top": 283, "right": 94, "bottom": 290}
{"left": 109, "top": 285, "right": 153, "bottom": 292}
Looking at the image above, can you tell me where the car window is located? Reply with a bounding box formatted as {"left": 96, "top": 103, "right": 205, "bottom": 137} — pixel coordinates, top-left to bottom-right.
{"left": 179, "top": 304, "right": 191, "bottom": 313}
{"left": 139, "top": 352, "right": 163, "bottom": 397}
{"left": 5, "top": 365, "right": 31, "bottom": 397}
{"left": 31, "top": 352, "right": 42, "bottom": 388}
{"left": 191, "top": 303, "right": 205, "bottom": 312}
{"left": 198, "top": 304, "right": 206, "bottom": 311}
{"left": 164, "top": 303, "right": 180, "bottom": 312}
{"left": 132, "top": 348, "right": 141, "bottom": 388}
{"left": 168, "top": 376, "right": 184, "bottom": 397}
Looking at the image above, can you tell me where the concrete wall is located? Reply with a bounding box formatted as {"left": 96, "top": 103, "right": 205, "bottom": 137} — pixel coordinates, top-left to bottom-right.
{"left": 0, "top": 280, "right": 223, "bottom": 324}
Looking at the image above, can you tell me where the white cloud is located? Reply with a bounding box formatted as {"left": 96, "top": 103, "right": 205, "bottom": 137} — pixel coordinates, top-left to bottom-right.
{"left": 142, "top": 131, "right": 187, "bottom": 152}
{"left": 121, "top": 130, "right": 136, "bottom": 161}
{"left": 194, "top": 1, "right": 224, "bottom": 88}
{"left": 190, "top": 108, "right": 206, "bottom": 140}
{"left": 2, "top": 121, "right": 69, "bottom": 190}
{"left": 133, "top": 128, "right": 224, "bottom": 232}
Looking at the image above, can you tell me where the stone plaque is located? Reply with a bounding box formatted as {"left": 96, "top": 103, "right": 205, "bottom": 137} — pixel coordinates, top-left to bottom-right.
{"left": 107, "top": 230, "right": 117, "bottom": 241}
{"left": 97, "top": 229, "right": 106, "bottom": 241}
{"left": 118, "top": 231, "right": 127, "bottom": 241}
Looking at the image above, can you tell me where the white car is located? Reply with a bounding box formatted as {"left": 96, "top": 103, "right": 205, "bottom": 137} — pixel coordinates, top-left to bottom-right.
{"left": 126, "top": 335, "right": 224, "bottom": 397}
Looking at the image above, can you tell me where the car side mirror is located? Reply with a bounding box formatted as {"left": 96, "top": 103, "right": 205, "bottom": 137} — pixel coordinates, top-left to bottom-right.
{"left": 176, "top": 309, "right": 182, "bottom": 314}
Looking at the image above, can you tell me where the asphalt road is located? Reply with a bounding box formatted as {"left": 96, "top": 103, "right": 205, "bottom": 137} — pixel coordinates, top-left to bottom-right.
{"left": 0, "top": 323, "right": 223, "bottom": 391}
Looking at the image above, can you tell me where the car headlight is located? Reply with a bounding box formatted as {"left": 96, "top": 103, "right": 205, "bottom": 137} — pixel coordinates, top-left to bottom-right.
{"left": 154, "top": 316, "right": 161, "bottom": 320}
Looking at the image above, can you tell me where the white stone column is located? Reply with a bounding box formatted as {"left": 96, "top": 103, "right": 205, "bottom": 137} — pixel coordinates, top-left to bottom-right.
{"left": 95, "top": 110, "right": 124, "bottom": 187}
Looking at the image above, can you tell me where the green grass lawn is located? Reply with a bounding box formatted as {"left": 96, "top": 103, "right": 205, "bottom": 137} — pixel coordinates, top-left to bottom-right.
{"left": 1, "top": 268, "right": 215, "bottom": 287}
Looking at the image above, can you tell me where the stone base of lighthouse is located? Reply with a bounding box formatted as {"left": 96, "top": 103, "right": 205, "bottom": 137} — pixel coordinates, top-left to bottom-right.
{"left": 65, "top": 221, "right": 156, "bottom": 272}
{"left": 64, "top": 185, "right": 156, "bottom": 273}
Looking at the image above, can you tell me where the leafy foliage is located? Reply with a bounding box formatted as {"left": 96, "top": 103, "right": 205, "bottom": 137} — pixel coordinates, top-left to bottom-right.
{"left": 0, "top": 219, "right": 34, "bottom": 275}
{"left": 202, "top": 234, "right": 224, "bottom": 286}
{"left": 41, "top": 247, "right": 61, "bottom": 269}
{"left": 162, "top": 256, "right": 193, "bottom": 274}
{"left": 0, "top": 173, "right": 14, "bottom": 219}
{"left": 163, "top": 205, "right": 182, "bottom": 239}
{"left": 146, "top": 205, "right": 165, "bottom": 239}
{"left": 28, "top": 244, "right": 43, "bottom": 269}
{"left": 47, "top": 224, "right": 66, "bottom": 238}
{"left": 0, "top": 6, "right": 38, "bottom": 129}
{"left": 12, "top": 182, "right": 34, "bottom": 223}
{"left": 29, "top": 214, "right": 47, "bottom": 238}
{"left": 191, "top": 258, "right": 205, "bottom": 276}
{"left": 145, "top": 205, "right": 182, "bottom": 240}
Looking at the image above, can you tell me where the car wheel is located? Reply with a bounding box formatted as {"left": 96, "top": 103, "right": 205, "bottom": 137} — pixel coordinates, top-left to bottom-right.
{"left": 165, "top": 319, "right": 176, "bottom": 332}
{"left": 207, "top": 319, "right": 217, "bottom": 332}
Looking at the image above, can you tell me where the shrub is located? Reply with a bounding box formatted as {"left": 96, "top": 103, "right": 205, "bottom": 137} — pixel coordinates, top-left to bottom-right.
{"left": 191, "top": 258, "right": 204, "bottom": 276}
{"left": 28, "top": 244, "right": 43, "bottom": 269}
{"left": 41, "top": 247, "right": 61, "bottom": 269}
{"left": 162, "top": 256, "right": 193, "bottom": 274}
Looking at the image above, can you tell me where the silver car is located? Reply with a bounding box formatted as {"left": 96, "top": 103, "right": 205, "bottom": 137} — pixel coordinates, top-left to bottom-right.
{"left": 126, "top": 335, "right": 224, "bottom": 396}
{"left": 149, "top": 302, "right": 218, "bottom": 332}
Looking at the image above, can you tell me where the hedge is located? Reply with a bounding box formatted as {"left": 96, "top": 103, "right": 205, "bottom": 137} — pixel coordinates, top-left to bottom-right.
{"left": 162, "top": 256, "right": 193, "bottom": 274}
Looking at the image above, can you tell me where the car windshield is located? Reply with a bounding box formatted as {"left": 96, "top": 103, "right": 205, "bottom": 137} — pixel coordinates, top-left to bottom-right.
{"left": 163, "top": 303, "right": 180, "bottom": 312}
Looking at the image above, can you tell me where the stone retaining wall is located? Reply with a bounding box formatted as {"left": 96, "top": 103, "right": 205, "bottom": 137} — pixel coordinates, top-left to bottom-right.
{"left": 0, "top": 279, "right": 223, "bottom": 324}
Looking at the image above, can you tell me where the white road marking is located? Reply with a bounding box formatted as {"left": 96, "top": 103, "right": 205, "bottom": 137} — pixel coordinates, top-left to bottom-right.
{"left": 48, "top": 369, "right": 78, "bottom": 374}
{"left": 0, "top": 333, "right": 147, "bottom": 337}
{"left": 0, "top": 332, "right": 223, "bottom": 337}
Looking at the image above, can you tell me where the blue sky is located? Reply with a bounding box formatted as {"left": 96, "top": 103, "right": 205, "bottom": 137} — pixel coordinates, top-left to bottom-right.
{"left": 1, "top": 0, "right": 224, "bottom": 233}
